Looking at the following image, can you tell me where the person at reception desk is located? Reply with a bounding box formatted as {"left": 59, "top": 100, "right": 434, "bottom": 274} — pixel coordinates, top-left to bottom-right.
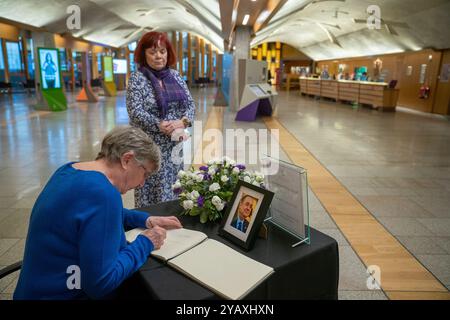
{"left": 14, "top": 126, "right": 182, "bottom": 300}
{"left": 320, "top": 68, "right": 330, "bottom": 80}
{"left": 127, "top": 31, "right": 195, "bottom": 207}
{"left": 360, "top": 72, "right": 368, "bottom": 81}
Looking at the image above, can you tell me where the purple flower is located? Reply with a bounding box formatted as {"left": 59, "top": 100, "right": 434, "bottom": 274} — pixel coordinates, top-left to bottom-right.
{"left": 199, "top": 166, "right": 208, "bottom": 171}
{"left": 173, "top": 187, "right": 183, "bottom": 195}
{"left": 203, "top": 173, "right": 211, "bottom": 181}
{"left": 197, "top": 196, "right": 205, "bottom": 208}
{"left": 236, "top": 164, "right": 246, "bottom": 170}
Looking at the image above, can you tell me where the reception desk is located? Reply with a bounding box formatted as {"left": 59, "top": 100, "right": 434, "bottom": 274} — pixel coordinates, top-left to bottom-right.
{"left": 299, "top": 78, "right": 399, "bottom": 111}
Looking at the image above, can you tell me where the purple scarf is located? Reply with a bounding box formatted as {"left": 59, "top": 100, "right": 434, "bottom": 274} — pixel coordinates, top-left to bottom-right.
{"left": 139, "top": 66, "right": 188, "bottom": 117}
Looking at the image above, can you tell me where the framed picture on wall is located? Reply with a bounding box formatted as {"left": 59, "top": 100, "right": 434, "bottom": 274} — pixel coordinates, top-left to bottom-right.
{"left": 440, "top": 64, "right": 450, "bottom": 82}
{"left": 219, "top": 180, "right": 274, "bottom": 251}
{"left": 37, "top": 48, "right": 62, "bottom": 90}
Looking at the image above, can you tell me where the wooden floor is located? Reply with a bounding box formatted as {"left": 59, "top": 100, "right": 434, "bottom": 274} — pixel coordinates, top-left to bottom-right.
{"left": 263, "top": 116, "right": 450, "bottom": 300}
{"left": 192, "top": 106, "right": 225, "bottom": 167}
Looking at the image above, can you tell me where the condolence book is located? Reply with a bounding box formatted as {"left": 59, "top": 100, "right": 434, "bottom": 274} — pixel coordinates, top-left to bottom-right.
{"left": 126, "top": 228, "right": 274, "bottom": 300}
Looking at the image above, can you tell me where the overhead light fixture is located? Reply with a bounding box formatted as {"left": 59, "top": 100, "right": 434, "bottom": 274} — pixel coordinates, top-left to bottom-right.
{"left": 242, "top": 14, "right": 250, "bottom": 25}
{"left": 232, "top": 9, "right": 238, "bottom": 23}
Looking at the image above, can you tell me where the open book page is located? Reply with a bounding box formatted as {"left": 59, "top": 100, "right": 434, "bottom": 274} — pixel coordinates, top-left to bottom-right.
{"left": 168, "top": 239, "right": 274, "bottom": 300}
{"left": 125, "top": 228, "right": 208, "bottom": 261}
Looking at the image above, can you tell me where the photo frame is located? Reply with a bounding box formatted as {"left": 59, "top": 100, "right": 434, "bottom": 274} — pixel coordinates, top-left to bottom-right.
{"left": 37, "top": 48, "right": 62, "bottom": 90}
{"left": 219, "top": 180, "right": 274, "bottom": 251}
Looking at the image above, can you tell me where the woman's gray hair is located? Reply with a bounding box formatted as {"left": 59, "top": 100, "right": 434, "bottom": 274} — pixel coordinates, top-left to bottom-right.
{"left": 96, "top": 126, "right": 161, "bottom": 171}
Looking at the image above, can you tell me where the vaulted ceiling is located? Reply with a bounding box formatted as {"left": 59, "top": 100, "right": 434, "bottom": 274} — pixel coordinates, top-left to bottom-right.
{"left": 251, "top": 0, "right": 450, "bottom": 60}
{"left": 0, "top": 0, "right": 449, "bottom": 60}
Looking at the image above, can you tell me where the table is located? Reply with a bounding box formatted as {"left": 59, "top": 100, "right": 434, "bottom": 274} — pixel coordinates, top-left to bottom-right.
{"left": 120, "top": 200, "right": 339, "bottom": 300}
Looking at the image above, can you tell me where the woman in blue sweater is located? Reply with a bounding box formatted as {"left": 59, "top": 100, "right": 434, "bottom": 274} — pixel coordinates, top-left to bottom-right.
{"left": 14, "top": 126, "right": 182, "bottom": 299}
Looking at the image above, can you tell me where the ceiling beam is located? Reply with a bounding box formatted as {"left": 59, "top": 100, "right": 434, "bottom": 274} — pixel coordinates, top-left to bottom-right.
{"left": 219, "top": 0, "right": 240, "bottom": 52}
{"left": 174, "top": 0, "right": 223, "bottom": 37}
{"left": 252, "top": 0, "right": 288, "bottom": 35}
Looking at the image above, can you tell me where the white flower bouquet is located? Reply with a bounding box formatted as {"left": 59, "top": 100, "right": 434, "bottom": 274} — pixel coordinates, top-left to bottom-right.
{"left": 172, "top": 156, "right": 265, "bottom": 223}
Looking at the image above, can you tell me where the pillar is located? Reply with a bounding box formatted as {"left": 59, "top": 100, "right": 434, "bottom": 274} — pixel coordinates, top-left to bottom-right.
{"left": 76, "top": 51, "right": 98, "bottom": 102}
{"left": 230, "top": 26, "right": 252, "bottom": 111}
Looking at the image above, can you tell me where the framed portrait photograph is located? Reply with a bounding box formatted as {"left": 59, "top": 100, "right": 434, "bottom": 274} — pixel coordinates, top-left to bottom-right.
{"left": 219, "top": 180, "right": 274, "bottom": 251}
{"left": 37, "top": 48, "right": 62, "bottom": 90}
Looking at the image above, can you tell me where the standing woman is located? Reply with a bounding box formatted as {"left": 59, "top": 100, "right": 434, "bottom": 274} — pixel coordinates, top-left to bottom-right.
{"left": 127, "top": 32, "right": 195, "bottom": 207}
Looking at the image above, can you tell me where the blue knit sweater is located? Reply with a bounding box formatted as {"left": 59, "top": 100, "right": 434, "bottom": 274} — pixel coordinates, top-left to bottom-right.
{"left": 14, "top": 162, "right": 154, "bottom": 300}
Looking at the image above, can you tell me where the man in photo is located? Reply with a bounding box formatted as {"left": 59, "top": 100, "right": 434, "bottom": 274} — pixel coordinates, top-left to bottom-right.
{"left": 230, "top": 194, "right": 257, "bottom": 233}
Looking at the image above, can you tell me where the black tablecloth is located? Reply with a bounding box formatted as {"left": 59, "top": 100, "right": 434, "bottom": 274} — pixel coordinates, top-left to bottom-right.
{"left": 120, "top": 200, "right": 339, "bottom": 300}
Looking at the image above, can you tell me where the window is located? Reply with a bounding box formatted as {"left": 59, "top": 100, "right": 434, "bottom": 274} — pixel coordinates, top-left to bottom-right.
{"left": 129, "top": 53, "right": 135, "bottom": 72}
{"left": 97, "top": 53, "right": 102, "bottom": 73}
{"left": 27, "top": 38, "right": 35, "bottom": 79}
{"left": 0, "top": 39, "right": 5, "bottom": 82}
{"left": 0, "top": 40, "right": 4, "bottom": 69}
{"left": 128, "top": 41, "right": 137, "bottom": 52}
{"left": 204, "top": 44, "right": 209, "bottom": 77}
{"left": 212, "top": 52, "right": 216, "bottom": 80}
{"left": 182, "top": 56, "right": 188, "bottom": 81}
{"left": 182, "top": 32, "right": 188, "bottom": 51}
{"left": 59, "top": 48, "right": 67, "bottom": 71}
{"left": 6, "top": 41, "right": 22, "bottom": 73}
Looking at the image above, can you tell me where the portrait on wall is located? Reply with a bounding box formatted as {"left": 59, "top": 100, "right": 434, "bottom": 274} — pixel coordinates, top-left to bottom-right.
{"left": 219, "top": 180, "right": 274, "bottom": 251}
{"left": 38, "top": 48, "right": 61, "bottom": 90}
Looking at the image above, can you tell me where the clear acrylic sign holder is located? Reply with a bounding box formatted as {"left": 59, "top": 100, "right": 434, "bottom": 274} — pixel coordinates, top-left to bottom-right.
{"left": 261, "top": 155, "right": 310, "bottom": 247}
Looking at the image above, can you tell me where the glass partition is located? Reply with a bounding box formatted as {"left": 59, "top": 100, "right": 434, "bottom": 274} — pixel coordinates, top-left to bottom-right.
{"left": 261, "top": 155, "right": 311, "bottom": 246}
{"left": 0, "top": 39, "right": 5, "bottom": 82}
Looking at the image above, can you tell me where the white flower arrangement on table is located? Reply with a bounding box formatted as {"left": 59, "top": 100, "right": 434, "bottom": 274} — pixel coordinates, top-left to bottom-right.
{"left": 172, "top": 156, "right": 265, "bottom": 223}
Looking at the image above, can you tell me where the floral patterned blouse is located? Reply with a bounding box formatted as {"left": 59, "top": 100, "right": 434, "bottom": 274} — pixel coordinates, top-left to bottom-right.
{"left": 126, "top": 69, "right": 195, "bottom": 207}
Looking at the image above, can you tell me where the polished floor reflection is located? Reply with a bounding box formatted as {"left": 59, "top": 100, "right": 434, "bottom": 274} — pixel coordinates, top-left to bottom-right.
{"left": 0, "top": 87, "right": 449, "bottom": 300}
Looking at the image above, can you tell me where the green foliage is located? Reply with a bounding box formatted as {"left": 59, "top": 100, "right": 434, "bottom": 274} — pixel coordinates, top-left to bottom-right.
{"left": 172, "top": 157, "right": 265, "bottom": 223}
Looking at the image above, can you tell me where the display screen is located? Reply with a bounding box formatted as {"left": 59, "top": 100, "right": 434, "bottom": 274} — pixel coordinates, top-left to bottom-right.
{"left": 103, "top": 56, "right": 113, "bottom": 82}
{"left": 38, "top": 48, "right": 61, "bottom": 90}
{"left": 249, "top": 84, "right": 267, "bottom": 97}
{"left": 113, "top": 59, "right": 127, "bottom": 74}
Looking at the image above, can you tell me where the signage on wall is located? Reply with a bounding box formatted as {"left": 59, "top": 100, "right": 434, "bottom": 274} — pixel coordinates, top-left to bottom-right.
{"left": 419, "top": 64, "right": 427, "bottom": 84}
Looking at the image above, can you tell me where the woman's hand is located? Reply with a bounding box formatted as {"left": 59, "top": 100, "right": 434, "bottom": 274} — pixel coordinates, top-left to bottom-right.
{"left": 141, "top": 226, "right": 167, "bottom": 250}
{"left": 168, "top": 120, "right": 185, "bottom": 132}
{"left": 159, "top": 121, "right": 173, "bottom": 136}
{"left": 146, "top": 216, "right": 183, "bottom": 230}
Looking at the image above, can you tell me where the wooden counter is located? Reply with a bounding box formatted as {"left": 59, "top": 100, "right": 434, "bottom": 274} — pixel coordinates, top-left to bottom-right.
{"left": 298, "top": 78, "right": 400, "bottom": 111}
{"left": 300, "top": 78, "right": 308, "bottom": 95}
{"left": 338, "top": 81, "right": 359, "bottom": 103}
{"left": 359, "top": 83, "right": 399, "bottom": 111}
{"left": 320, "top": 80, "right": 338, "bottom": 100}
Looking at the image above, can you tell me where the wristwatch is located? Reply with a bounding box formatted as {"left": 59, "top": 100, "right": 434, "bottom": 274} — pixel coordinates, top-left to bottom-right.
{"left": 182, "top": 117, "right": 192, "bottom": 128}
